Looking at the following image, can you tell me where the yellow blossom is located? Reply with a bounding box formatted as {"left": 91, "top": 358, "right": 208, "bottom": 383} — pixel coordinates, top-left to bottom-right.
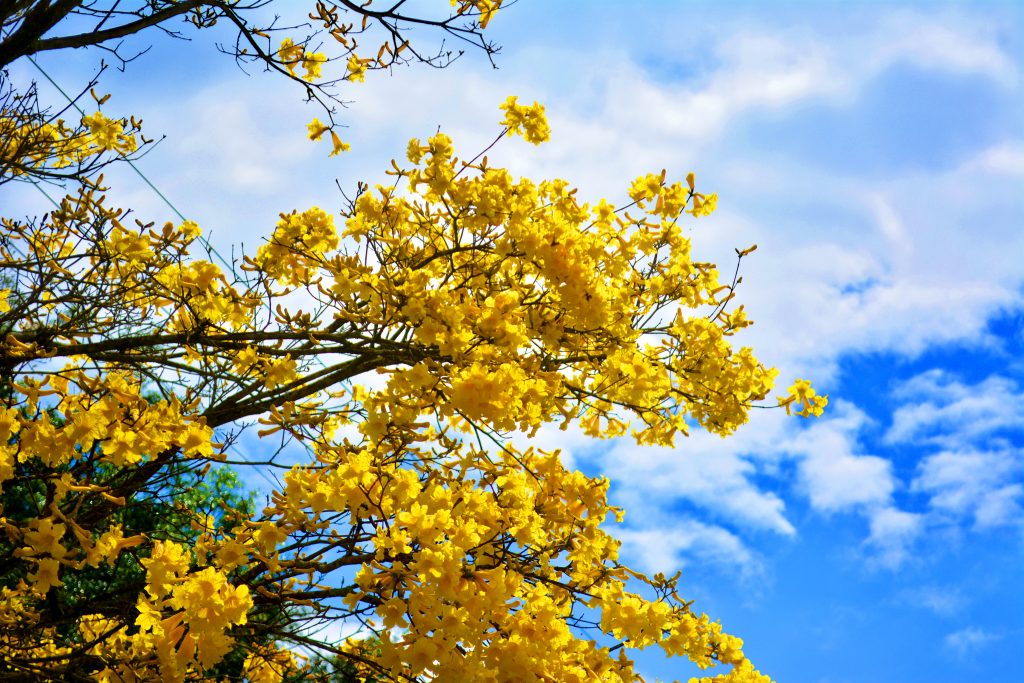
{"left": 689, "top": 192, "right": 719, "bottom": 217}
{"left": 346, "top": 54, "right": 367, "bottom": 82}
{"left": 779, "top": 379, "right": 828, "bottom": 417}
{"left": 499, "top": 95, "right": 551, "bottom": 144}
{"left": 278, "top": 37, "right": 304, "bottom": 75}
{"left": 307, "top": 118, "right": 330, "bottom": 141}
{"left": 302, "top": 52, "right": 327, "bottom": 81}
{"left": 329, "top": 130, "right": 350, "bottom": 156}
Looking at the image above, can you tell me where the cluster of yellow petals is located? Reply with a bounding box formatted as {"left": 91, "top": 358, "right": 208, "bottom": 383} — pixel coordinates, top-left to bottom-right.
{"left": 80, "top": 111, "right": 138, "bottom": 155}
{"left": 254, "top": 206, "right": 341, "bottom": 285}
{"left": 0, "top": 108, "right": 138, "bottom": 177}
{"left": 499, "top": 95, "right": 551, "bottom": 144}
{"left": 308, "top": 117, "right": 350, "bottom": 155}
{"left": 346, "top": 53, "right": 369, "bottom": 82}
{"left": 328, "top": 106, "right": 778, "bottom": 446}
{"left": 451, "top": 0, "right": 503, "bottom": 28}
{"left": 1, "top": 372, "right": 214, "bottom": 484}
{"left": 234, "top": 99, "right": 791, "bottom": 680}
{"left": 138, "top": 544, "right": 253, "bottom": 677}
{"left": 277, "top": 37, "right": 327, "bottom": 82}
{"left": 54, "top": 544, "right": 254, "bottom": 682}
{"left": 779, "top": 378, "right": 829, "bottom": 417}
{"left": 0, "top": 370, "right": 246, "bottom": 679}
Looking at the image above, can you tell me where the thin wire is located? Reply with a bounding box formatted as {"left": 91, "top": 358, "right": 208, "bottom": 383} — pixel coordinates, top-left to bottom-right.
{"left": 226, "top": 443, "right": 283, "bottom": 493}
{"left": 29, "top": 180, "right": 62, "bottom": 210}
{"left": 27, "top": 56, "right": 233, "bottom": 271}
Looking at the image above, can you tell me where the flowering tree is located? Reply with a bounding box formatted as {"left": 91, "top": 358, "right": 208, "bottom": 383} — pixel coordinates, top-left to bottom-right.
{"left": 0, "top": 2, "right": 827, "bottom": 681}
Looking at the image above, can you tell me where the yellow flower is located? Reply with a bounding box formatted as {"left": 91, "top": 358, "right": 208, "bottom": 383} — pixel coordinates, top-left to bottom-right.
{"left": 135, "top": 597, "right": 163, "bottom": 633}
{"left": 178, "top": 219, "right": 202, "bottom": 241}
{"left": 628, "top": 172, "right": 663, "bottom": 204}
{"left": 23, "top": 517, "right": 67, "bottom": 559}
{"left": 688, "top": 191, "right": 718, "bottom": 217}
{"left": 81, "top": 111, "right": 137, "bottom": 154}
{"left": 329, "top": 130, "right": 350, "bottom": 156}
{"left": 302, "top": 52, "right": 327, "bottom": 81}
{"left": 178, "top": 420, "right": 214, "bottom": 458}
{"left": 141, "top": 540, "right": 190, "bottom": 598}
{"left": 233, "top": 346, "right": 260, "bottom": 373}
{"left": 779, "top": 379, "right": 828, "bottom": 417}
{"left": 102, "top": 427, "right": 142, "bottom": 466}
{"left": 278, "top": 38, "right": 304, "bottom": 75}
{"left": 263, "top": 357, "right": 297, "bottom": 389}
{"left": 307, "top": 118, "right": 330, "bottom": 141}
{"left": 253, "top": 521, "right": 289, "bottom": 554}
{"left": 214, "top": 538, "right": 249, "bottom": 569}
{"left": 499, "top": 95, "right": 550, "bottom": 144}
{"left": 452, "top": 0, "right": 502, "bottom": 28}
{"left": 29, "top": 558, "right": 62, "bottom": 593}
{"left": 406, "top": 138, "right": 424, "bottom": 164}
{"left": 346, "top": 55, "right": 367, "bottom": 82}
{"left": 87, "top": 526, "right": 144, "bottom": 567}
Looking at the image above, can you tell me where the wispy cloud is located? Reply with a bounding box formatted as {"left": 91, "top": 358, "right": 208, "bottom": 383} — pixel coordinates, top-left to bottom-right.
{"left": 944, "top": 626, "right": 1001, "bottom": 659}
{"left": 601, "top": 421, "right": 797, "bottom": 537}
{"left": 963, "top": 141, "right": 1024, "bottom": 176}
{"left": 882, "top": 372, "right": 1024, "bottom": 531}
{"left": 616, "top": 520, "right": 758, "bottom": 577}
{"left": 869, "top": 10, "right": 1018, "bottom": 86}
{"left": 864, "top": 506, "right": 925, "bottom": 570}
{"left": 898, "top": 584, "right": 968, "bottom": 616}
{"left": 786, "top": 402, "right": 896, "bottom": 514}
{"left": 887, "top": 371, "right": 1024, "bottom": 448}
{"left": 912, "top": 449, "right": 1023, "bottom": 530}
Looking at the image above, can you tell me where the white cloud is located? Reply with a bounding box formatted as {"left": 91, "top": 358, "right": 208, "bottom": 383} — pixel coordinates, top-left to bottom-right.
{"left": 974, "top": 483, "right": 1024, "bottom": 529}
{"left": 882, "top": 372, "right": 1024, "bottom": 530}
{"left": 602, "top": 31, "right": 839, "bottom": 143}
{"left": 537, "top": 409, "right": 805, "bottom": 575}
{"left": 887, "top": 371, "right": 1024, "bottom": 447}
{"left": 964, "top": 141, "right": 1024, "bottom": 176}
{"left": 616, "top": 520, "right": 758, "bottom": 577}
{"left": 871, "top": 11, "right": 1018, "bottom": 86}
{"left": 581, "top": 375, "right": 1020, "bottom": 572}
{"left": 751, "top": 401, "right": 925, "bottom": 569}
{"left": 944, "top": 626, "right": 1001, "bottom": 658}
{"left": 800, "top": 449, "right": 895, "bottom": 513}
{"left": 866, "top": 192, "right": 912, "bottom": 256}
{"left": 600, "top": 418, "right": 797, "bottom": 537}
{"left": 864, "top": 506, "right": 925, "bottom": 570}
{"left": 535, "top": 6, "right": 1018, "bottom": 173}
{"left": 898, "top": 585, "right": 967, "bottom": 616}
{"left": 912, "top": 449, "right": 1023, "bottom": 529}
{"left": 785, "top": 402, "right": 896, "bottom": 514}
{"left": 585, "top": 400, "right": 914, "bottom": 571}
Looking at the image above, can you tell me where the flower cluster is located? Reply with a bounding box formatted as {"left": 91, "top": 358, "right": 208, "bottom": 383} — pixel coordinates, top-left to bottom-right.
{"left": 277, "top": 37, "right": 327, "bottom": 82}
{"left": 779, "top": 378, "right": 829, "bottom": 417}
{"left": 499, "top": 95, "right": 551, "bottom": 144}
{"left": 0, "top": 109, "right": 139, "bottom": 178}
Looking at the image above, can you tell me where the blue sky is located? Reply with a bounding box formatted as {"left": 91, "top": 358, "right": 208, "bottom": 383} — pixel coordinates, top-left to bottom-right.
{"left": 5, "top": 1, "right": 1024, "bottom": 682}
